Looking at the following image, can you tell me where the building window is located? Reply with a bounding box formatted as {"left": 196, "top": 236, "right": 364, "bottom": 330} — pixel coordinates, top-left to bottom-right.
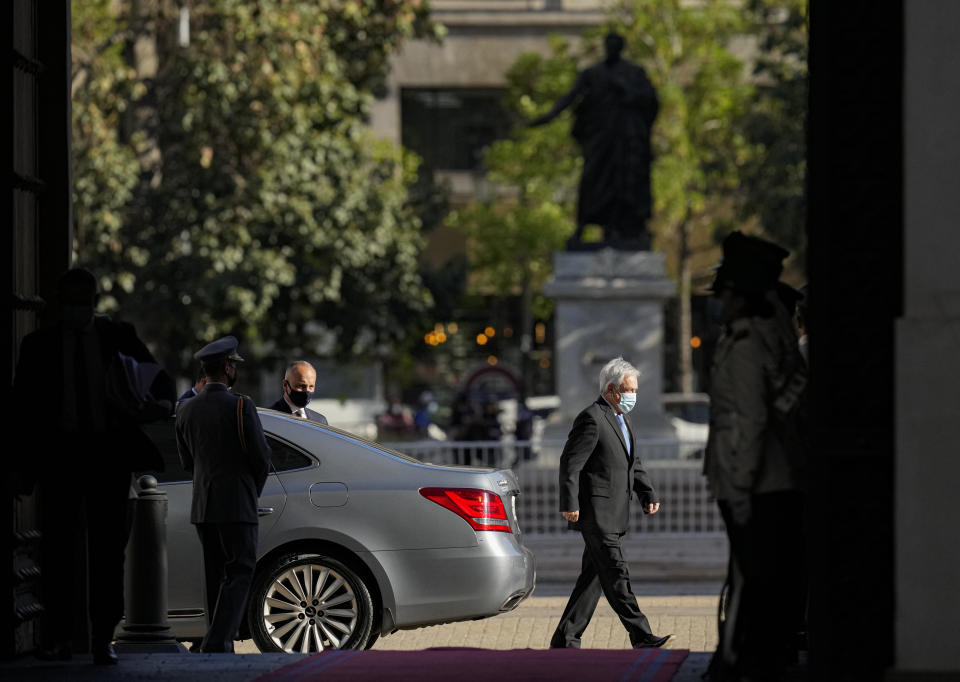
{"left": 401, "top": 88, "right": 513, "bottom": 172}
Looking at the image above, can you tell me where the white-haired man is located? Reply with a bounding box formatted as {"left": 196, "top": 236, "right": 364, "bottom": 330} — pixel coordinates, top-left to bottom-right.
{"left": 550, "top": 357, "right": 673, "bottom": 649}
{"left": 269, "top": 361, "right": 327, "bottom": 424}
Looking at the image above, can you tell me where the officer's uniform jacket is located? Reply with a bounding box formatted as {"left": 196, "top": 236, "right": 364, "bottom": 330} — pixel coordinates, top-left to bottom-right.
{"left": 558, "top": 396, "right": 659, "bottom": 535}
{"left": 704, "top": 316, "right": 803, "bottom": 502}
{"left": 176, "top": 383, "right": 271, "bottom": 524}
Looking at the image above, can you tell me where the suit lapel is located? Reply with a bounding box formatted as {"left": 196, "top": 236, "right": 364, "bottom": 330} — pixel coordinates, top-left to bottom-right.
{"left": 602, "top": 401, "right": 630, "bottom": 458}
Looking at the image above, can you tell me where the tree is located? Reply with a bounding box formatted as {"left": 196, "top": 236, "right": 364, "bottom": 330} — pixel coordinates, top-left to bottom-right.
{"left": 741, "top": 0, "right": 808, "bottom": 277}
{"left": 447, "top": 37, "right": 581, "bottom": 393}
{"left": 72, "top": 0, "right": 442, "bottom": 376}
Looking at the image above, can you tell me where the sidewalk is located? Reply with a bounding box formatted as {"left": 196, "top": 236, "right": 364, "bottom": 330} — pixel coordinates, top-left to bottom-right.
{"left": 0, "top": 583, "right": 720, "bottom": 681}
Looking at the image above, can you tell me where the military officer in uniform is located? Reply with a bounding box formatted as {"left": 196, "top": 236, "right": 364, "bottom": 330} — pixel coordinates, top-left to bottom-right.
{"left": 175, "top": 336, "right": 271, "bottom": 653}
{"left": 704, "top": 233, "right": 807, "bottom": 680}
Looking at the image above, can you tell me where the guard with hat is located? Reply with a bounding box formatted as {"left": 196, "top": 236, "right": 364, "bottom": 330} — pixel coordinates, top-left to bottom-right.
{"left": 704, "top": 233, "right": 808, "bottom": 681}
{"left": 175, "top": 336, "right": 271, "bottom": 653}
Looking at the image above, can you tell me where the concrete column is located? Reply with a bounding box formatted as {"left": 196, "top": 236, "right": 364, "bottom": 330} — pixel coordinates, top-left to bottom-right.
{"left": 895, "top": 0, "right": 960, "bottom": 674}
{"left": 115, "top": 476, "right": 185, "bottom": 653}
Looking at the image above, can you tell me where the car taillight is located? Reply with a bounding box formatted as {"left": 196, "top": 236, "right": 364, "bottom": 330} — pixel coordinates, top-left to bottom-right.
{"left": 419, "top": 488, "right": 511, "bottom": 532}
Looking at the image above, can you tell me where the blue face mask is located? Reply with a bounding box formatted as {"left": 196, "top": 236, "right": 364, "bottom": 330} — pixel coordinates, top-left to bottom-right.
{"left": 618, "top": 392, "right": 637, "bottom": 414}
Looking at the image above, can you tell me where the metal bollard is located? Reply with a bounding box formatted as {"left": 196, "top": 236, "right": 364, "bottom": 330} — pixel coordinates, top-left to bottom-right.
{"left": 115, "top": 475, "right": 186, "bottom": 652}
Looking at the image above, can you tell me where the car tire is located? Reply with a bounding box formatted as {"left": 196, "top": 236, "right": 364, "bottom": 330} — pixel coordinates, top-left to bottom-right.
{"left": 248, "top": 552, "right": 375, "bottom": 653}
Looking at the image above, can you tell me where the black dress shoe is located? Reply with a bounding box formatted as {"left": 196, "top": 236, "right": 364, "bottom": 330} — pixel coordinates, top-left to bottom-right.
{"left": 632, "top": 633, "right": 675, "bottom": 649}
{"left": 36, "top": 643, "right": 72, "bottom": 661}
{"left": 92, "top": 642, "right": 119, "bottom": 665}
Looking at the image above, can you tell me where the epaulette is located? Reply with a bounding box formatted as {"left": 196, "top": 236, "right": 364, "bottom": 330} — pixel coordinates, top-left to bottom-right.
{"left": 235, "top": 394, "right": 248, "bottom": 453}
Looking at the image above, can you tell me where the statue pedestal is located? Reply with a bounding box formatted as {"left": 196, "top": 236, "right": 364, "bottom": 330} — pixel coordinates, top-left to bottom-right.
{"left": 544, "top": 249, "right": 675, "bottom": 438}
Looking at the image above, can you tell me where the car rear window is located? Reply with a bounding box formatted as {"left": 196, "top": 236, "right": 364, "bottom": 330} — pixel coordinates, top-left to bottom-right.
{"left": 140, "top": 419, "right": 315, "bottom": 481}
{"left": 266, "top": 436, "right": 314, "bottom": 472}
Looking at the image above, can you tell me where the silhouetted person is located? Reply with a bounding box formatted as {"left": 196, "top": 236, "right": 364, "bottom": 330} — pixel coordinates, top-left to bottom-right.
{"left": 703, "top": 233, "right": 807, "bottom": 680}
{"left": 176, "top": 336, "right": 271, "bottom": 653}
{"left": 13, "top": 268, "right": 175, "bottom": 664}
{"left": 531, "top": 32, "right": 659, "bottom": 250}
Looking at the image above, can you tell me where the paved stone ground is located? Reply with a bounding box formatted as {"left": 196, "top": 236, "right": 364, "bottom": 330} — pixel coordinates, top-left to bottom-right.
{"left": 0, "top": 582, "right": 721, "bottom": 681}
{"left": 364, "top": 583, "right": 722, "bottom": 653}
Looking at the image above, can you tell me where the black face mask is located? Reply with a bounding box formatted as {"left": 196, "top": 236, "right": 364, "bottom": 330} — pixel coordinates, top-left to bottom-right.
{"left": 286, "top": 385, "right": 311, "bottom": 408}
{"left": 226, "top": 367, "right": 238, "bottom": 389}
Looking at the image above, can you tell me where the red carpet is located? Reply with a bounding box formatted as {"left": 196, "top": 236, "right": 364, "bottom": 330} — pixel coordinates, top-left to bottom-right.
{"left": 259, "top": 647, "right": 689, "bottom": 681}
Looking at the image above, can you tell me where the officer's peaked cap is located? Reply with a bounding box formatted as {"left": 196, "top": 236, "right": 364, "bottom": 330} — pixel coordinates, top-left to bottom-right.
{"left": 710, "top": 231, "right": 789, "bottom": 294}
{"left": 194, "top": 335, "right": 245, "bottom": 362}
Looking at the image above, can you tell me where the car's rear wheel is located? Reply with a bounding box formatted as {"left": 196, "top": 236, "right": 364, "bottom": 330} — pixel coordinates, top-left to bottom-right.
{"left": 248, "top": 553, "right": 374, "bottom": 653}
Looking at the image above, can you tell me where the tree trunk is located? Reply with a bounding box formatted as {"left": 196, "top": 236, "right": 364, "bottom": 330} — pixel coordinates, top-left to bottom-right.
{"left": 519, "top": 271, "right": 533, "bottom": 397}
{"left": 677, "top": 214, "right": 694, "bottom": 393}
{"left": 129, "top": 0, "right": 163, "bottom": 187}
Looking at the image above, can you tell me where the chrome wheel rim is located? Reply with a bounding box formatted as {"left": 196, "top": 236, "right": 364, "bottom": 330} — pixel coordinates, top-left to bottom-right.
{"left": 261, "top": 563, "right": 359, "bottom": 653}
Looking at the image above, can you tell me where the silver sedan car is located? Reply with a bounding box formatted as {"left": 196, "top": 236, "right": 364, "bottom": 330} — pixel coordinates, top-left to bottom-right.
{"left": 143, "top": 409, "right": 536, "bottom": 653}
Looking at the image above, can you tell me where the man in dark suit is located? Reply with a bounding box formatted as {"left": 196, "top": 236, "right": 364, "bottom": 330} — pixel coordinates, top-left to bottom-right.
{"left": 550, "top": 357, "right": 673, "bottom": 650}
{"left": 176, "top": 336, "right": 271, "bottom": 653}
{"left": 177, "top": 369, "right": 207, "bottom": 403}
{"left": 13, "top": 268, "right": 175, "bottom": 664}
{"left": 268, "top": 360, "right": 327, "bottom": 423}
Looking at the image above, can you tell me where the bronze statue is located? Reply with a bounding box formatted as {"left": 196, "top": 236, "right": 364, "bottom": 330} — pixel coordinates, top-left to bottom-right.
{"left": 532, "top": 32, "right": 659, "bottom": 251}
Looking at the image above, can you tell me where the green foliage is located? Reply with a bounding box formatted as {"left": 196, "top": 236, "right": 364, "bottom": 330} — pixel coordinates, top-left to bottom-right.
{"left": 605, "top": 0, "right": 755, "bottom": 280}
{"left": 72, "top": 0, "right": 441, "bottom": 373}
{"left": 449, "top": 37, "right": 580, "bottom": 319}
{"left": 741, "top": 0, "right": 808, "bottom": 275}
{"left": 71, "top": 0, "right": 143, "bottom": 293}
{"left": 455, "top": 1, "right": 757, "bottom": 298}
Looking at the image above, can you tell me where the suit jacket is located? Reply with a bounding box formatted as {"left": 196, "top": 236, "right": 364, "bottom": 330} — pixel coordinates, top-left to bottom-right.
{"left": 558, "top": 396, "right": 659, "bottom": 535}
{"left": 178, "top": 387, "right": 198, "bottom": 402}
{"left": 176, "top": 384, "right": 272, "bottom": 524}
{"left": 13, "top": 315, "right": 175, "bottom": 474}
{"left": 268, "top": 397, "right": 327, "bottom": 425}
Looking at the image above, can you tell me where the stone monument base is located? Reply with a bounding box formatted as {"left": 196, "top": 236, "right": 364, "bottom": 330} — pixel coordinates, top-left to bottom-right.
{"left": 544, "top": 248, "right": 676, "bottom": 440}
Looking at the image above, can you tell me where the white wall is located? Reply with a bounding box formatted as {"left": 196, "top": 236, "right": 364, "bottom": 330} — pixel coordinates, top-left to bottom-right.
{"left": 896, "top": 0, "right": 960, "bottom": 672}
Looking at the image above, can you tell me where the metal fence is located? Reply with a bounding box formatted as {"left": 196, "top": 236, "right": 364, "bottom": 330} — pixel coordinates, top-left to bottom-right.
{"left": 383, "top": 438, "right": 705, "bottom": 470}
{"left": 383, "top": 439, "right": 724, "bottom": 536}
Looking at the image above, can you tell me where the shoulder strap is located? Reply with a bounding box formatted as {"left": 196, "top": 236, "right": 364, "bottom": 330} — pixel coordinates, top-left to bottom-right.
{"left": 236, "top": 395, "right": 248, "bottom": 453}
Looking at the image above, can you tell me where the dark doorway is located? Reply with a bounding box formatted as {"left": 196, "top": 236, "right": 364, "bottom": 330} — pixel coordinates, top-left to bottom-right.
{"left": 806, "top": 1, "right": 902, "bottom": 677}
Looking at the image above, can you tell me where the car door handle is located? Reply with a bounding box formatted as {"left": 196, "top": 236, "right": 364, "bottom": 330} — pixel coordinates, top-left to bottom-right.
{"left": 258, "top": 507, "right": 274, "bottom": 516}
